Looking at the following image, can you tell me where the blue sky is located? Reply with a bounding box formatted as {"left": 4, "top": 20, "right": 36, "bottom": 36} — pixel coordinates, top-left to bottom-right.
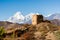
{"left": 0, "top": 0, "right": 60, "bottom": 21}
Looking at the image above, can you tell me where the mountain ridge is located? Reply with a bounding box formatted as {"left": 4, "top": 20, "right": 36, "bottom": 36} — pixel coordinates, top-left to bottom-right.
{"left": 5, "top": 12, "right": 60, "bottom": 26}
{"left": 7, "top": 12, "right": 40, "bottom": 24}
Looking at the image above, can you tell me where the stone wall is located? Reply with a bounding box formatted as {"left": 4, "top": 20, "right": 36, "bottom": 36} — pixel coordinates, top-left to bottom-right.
{"left": 32, "top": 14, "right": 43, "bottom": 25}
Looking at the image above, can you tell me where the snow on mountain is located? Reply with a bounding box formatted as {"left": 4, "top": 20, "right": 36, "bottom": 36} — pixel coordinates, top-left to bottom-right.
{"left": 7, "top": 11, "right": 60, "bottom": 24}
{"left": 46, "top": 13, "right": 60, "bottom": 20}
{"left": 7, "top": 12, "right": 39, "bottom": 24}
{"left": 7, "top": 12, "right": 24, "bottom": 23}
{"left": 25, "top": 13, "right": 39, "bottom": 21}
{"left": 24, "top": 13, "right": 39, "bottom": 24}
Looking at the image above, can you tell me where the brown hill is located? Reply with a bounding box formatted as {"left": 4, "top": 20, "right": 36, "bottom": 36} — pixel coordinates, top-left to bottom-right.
{"left": 19, "top": 22, "right": 60, "bottom": 40}
{"left": 0, "top": 21, "right": 26, "bottom": 30}
{"left": 0, "top": 21, "right": 60, "bottom": 40}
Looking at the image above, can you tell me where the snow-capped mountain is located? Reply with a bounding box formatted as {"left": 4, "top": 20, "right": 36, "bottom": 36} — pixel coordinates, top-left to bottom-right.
{"left": 7, "top": 12, "right": 24, "bottom": 23}
{"left": 7, "top": 12, "right": 39, "bottom": 24}
{"left": 46, "top": 13, "right": 60, "bottom": 20}
{"left": 44, "top": 13, "right": 60, "bottom": 26}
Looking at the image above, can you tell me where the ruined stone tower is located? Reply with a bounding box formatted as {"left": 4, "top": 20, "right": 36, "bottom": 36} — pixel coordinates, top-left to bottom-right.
{"left": 32, "top": 14, "right": 43, "bottom": 25}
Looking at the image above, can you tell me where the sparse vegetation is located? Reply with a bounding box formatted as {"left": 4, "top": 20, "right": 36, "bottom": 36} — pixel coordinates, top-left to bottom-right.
{"left": 0, "top": 26, "right": 5, "bottom": 39}
{"left": 54, "top": 30, "right": 60, "bottom": 40}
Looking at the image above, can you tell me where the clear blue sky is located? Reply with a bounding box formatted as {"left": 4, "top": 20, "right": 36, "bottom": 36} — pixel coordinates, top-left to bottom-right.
{"left": 0, "top": 0, "right": 60, "bottom": 21}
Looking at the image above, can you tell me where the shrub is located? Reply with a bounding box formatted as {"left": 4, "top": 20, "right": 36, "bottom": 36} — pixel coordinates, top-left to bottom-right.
{"left": 0, "top": 26, "right": 5, "bottom": 39}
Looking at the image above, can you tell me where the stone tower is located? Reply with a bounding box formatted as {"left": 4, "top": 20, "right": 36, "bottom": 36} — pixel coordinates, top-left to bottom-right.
{"left": 32, "top": 14, "right": 43, "bottom": 25}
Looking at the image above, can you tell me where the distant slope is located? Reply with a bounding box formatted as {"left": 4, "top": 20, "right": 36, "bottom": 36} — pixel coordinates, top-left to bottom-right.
{"left": 45, "top": 13, "right": 60, "bottom": 26}
{"left": 0, "top": 21, "right": 24, "bottom": 30}
{"left": 47, "top": 13, "right": 60, "bottom": 20}
{"left": 51, "top": 19, "right": 60, "bottom": 26}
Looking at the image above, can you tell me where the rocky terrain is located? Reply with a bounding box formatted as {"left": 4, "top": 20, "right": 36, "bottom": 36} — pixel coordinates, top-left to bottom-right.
{"left": 0, "top": 21, "right": 60, "bottom": 40}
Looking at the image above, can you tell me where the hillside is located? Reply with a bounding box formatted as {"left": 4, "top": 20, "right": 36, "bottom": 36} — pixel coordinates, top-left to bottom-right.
{"left": 0, "top": 21, "right": 60, "bottom": 40}
{"left": 15, "top": 22, "right": 60, "bottom": 40}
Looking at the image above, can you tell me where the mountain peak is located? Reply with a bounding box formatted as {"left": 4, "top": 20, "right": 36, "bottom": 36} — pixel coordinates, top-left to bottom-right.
{"left": 13, "top": 12, "right": 24, "bottom": 20}
{"left": 7, "top": 12, "right": 40, "bottom": 24}
{"left": 7, "top": 12, "right": 24, "bottom": 23}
